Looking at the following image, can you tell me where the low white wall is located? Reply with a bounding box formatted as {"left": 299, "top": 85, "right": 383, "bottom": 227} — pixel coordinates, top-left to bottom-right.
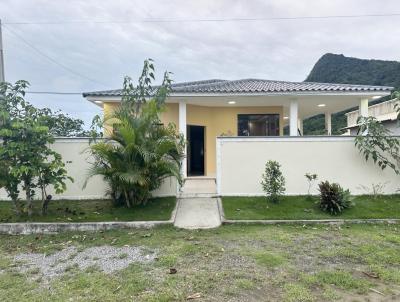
{"left": 217, "top": 136, "right": 400, "bottom": 196}
{"left": 0, "top": 138, "right": 177, "bottom": 200}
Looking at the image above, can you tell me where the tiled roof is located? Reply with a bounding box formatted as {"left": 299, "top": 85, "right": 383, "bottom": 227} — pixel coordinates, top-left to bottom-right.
{"left": 83, "top": 78, "right": 393, "bottom": 97}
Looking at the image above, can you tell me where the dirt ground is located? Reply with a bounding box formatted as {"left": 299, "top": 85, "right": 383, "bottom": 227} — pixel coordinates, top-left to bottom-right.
{"left": 0, "top": 224, "right": 399, "bottom": 301}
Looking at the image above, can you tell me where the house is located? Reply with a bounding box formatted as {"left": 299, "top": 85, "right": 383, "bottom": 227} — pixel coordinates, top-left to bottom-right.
{"left": 344, "top": 99, "right": 399, "bottom": 135}
{"left": 83, "top": 79, "right": 393, "bottom": 179}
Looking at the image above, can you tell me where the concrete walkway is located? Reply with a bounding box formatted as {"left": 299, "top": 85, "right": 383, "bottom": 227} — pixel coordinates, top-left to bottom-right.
{"left": 174, "top": 197, "right": 221, "bottom": 229}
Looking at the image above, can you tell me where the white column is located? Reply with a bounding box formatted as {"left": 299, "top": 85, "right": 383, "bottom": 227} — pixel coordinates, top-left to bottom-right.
{"left": 325, "top": 112, "right": 332, "bottom": 135}
{"left": 359, "top": 98, "right": 369, "bottom": 118}
{"left": 179, "top": 101, "right": 187, "bottom": 178}
{"left": 289, "top": 99, "right": 298, "bottom": 136}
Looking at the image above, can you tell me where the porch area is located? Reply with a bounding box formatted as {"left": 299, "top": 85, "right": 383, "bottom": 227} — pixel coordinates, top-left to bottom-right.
{"left": 171, "top": 93, "right": 384, "bottom": 179}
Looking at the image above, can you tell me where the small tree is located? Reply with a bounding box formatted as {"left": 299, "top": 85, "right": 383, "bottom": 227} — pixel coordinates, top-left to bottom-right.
{"left": 355, "top": 91, "right": 400, "bottom": 175}
{"left": 355, "top": 116, "right": 400, "bottom": 175}
{"left": 261, "top": 160, "right": 286, "bottom": 203}
{"left": 37, "top": 151, "right": 72, "bottom": 215}
{"left": 0, "top": 80, "right": 73, "bottom": 217}
{"left": 305, "top": 173, "right": 318, "bottom": 197}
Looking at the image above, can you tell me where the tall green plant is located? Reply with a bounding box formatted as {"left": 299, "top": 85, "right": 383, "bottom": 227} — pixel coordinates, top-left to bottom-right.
{"left": 355, "top": 116, "right": 400, "bottom": 175}
{"left": 261, "top": 160, "right": 286, "bottom": 203}
{"left": 0, "top": 81, "right": 72, "bottom": 216}
{"left": 86, "top": 60, "right": 184, "bottom": 207}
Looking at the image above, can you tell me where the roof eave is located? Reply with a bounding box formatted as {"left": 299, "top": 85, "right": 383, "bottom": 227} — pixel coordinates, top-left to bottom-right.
{"left": 84, "top": 89, "right": 392, "bottom": 101}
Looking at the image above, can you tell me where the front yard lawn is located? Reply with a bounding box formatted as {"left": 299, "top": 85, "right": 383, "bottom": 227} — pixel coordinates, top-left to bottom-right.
{"left": 0, "top": 224, "right": 399, "bottom": 301}
{"left": 0, "top": 197, "right": 176, "bottom": 222}
{"left": 223, "top": 195, "right": 400, "bottom": 220}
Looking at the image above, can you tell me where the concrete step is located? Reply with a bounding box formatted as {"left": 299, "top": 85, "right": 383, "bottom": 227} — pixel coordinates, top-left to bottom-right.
{"left": 178, "top": 193, "right": 218, "bottom": 198}
{"left": 181, "top": 178, "right": 217, "bottom": 195}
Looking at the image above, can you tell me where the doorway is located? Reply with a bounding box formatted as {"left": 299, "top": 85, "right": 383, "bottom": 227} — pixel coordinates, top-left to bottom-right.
{"left": 187, "top": 125, "right": 205, "bottom": 176}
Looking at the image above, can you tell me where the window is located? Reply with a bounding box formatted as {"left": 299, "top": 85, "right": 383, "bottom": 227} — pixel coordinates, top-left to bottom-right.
{"left": 238, "top": 114, "right": 280, "bottom": 136}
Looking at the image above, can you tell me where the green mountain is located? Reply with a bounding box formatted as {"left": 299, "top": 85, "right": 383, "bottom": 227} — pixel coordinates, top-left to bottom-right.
{"left": 303, "top": 53, "right": 400, "bottom": 135}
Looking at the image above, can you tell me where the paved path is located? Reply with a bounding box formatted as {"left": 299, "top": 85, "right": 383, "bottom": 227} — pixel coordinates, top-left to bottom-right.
{"left": 174, "top": 197, "right": 221, "bottom": 229}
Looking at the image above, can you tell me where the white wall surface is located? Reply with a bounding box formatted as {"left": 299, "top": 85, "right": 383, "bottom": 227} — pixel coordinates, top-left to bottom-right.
{"left": 0, "top": 138, "right": 177, "bottom": 200}
{"left": 217, "top": 137, "right": 400, "bottom": 196}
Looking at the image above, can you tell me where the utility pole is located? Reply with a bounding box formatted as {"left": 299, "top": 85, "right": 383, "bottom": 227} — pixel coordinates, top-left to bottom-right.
{"left": 0, "top": 19, "right": 5, "bottom": 82}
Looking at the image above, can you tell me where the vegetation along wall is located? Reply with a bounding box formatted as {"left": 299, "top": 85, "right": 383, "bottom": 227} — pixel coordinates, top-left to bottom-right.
{"left": 217, "top": 136, "right": 400, "bottom": 196}
{"left": 0, "top": 138, "right": 177, "bottom": 200}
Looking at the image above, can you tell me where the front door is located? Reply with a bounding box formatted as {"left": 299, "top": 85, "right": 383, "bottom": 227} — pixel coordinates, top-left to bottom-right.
{"left": 187, "top": 125, "right": 205, "bottom": 176}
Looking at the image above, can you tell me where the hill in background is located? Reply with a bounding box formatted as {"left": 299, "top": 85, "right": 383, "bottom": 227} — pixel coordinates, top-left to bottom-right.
{"left": 302, "top": 53, "right": 400, "bottom": 135}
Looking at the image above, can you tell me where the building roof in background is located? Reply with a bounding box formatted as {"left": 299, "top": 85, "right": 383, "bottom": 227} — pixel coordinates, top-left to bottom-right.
{"left": 83, "top": 78, "right": 393, "bottom": 97}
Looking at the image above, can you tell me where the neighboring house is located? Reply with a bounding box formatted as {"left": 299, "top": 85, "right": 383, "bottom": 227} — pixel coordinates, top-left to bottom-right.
{"left": 345, "top": 99, "right": 399, "bottom": 135}
{"left": 83, "top": 79, "right": 392, "bottom": 178}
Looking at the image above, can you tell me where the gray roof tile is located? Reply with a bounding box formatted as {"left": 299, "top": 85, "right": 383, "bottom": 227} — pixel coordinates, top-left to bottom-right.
{"left": 83, "top": 78, "right": 393, "bottom": 97}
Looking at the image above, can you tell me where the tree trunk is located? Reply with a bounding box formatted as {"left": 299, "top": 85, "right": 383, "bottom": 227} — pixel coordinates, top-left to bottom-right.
{"left": 25, "top": 182, "right": 33, "bottom": 217}
{"left": 41, "top": 187, "right": 51, "bottom": 216}
{"left": 124, "top": 190, "right": 131, "bottom": 208}
{"left": 12, "top": 198, "right": 21, "bottom": 216}
{"left": 41, "top": 196, "right": 51, "bottom": 215}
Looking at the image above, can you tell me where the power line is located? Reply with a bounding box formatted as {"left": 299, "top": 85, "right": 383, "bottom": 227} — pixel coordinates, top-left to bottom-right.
{"left": 26, "top": 91, "right": 84, "bottom": 95}
{"left": 2, "top": 24, "right": 106, "bottom": 86}
{"left": 3, "top": 13, "right": 400, "bottom": 25}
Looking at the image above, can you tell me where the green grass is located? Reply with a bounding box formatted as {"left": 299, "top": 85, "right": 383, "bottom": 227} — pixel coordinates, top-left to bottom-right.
{"left": 0, "top": 197, "right": 176, "bottom": 222}
{"left": 223, "top": 195, "right": 400, "bottom": 220}
{"left": 303, "top": 270, "right": 371, "bottom": 292}
{"left": 0, "top": 224, "right": 399, "bottom": 301}
{"left": 251, "top": 251, "right": 287, "bottom": 267}
{"left": 284, "top": 283, "right": 314, "bottom": 302}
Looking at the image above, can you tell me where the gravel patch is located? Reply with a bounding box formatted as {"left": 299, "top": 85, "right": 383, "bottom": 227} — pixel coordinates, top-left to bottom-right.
{"left": 14, "top": 245, "right": 156, "bottom": 279}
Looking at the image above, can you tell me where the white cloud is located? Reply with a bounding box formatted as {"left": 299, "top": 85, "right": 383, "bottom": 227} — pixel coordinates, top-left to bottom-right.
{"left": 1, "top": 0, "right": 399, "bottom": 126}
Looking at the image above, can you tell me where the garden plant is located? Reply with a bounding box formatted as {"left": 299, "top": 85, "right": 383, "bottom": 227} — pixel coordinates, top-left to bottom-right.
{"left": 86, "top": 60, "right": 185, "bottom": 208}
{"left": 261, "top": 160, "right": 286, "bottom": 203}
{"left": 0, "top": 81, "right": 72, "bottom": 216}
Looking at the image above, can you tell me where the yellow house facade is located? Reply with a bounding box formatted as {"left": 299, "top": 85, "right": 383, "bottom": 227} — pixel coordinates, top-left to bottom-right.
{"left": 84, "top": 79, "right": 392, "bottom": 178}
{"left": 103, "top": 102, "right": 284, "bottom": 176}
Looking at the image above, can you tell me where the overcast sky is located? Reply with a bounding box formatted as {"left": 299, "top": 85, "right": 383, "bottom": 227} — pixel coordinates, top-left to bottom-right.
{"left": 1, "top": 0, "right": 400, "bottom": 126}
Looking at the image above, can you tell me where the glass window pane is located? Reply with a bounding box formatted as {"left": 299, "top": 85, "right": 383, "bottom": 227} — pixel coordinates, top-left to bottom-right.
{"left": 238, "top": 115, "right": 249, "bottom": 136}
{"left": 237, "top": 114, "right": 279, "bottom": 136}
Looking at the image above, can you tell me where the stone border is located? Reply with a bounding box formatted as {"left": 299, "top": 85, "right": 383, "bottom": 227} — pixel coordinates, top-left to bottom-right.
{"left": 0, "top": 221, "right": 173, "bottom": 235}
{"left": 0, "top": 199, "right": 180, "bottom": 235}
{"left": 222, "top": 219, "right": 400, "bottom": 225}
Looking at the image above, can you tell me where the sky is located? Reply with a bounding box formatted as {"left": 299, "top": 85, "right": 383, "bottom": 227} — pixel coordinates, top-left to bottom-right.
{"left": 1, "top": 0, "right": 400, "bottom": 127}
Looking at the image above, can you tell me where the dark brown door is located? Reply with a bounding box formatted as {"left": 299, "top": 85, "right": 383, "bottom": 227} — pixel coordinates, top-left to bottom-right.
{"left": 187, "top": 125, "right": 205, "bottom": 176}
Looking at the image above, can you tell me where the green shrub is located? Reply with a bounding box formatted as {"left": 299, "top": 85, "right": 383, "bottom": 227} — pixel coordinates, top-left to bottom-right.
{"left": 318, "top": 181, "right": 351, "bottom": 215}
{"left": 261, "top": 160, "right": 285, "bottom": 203}
{"left": 86, "top": 60, "right": 184, "bottom": 208}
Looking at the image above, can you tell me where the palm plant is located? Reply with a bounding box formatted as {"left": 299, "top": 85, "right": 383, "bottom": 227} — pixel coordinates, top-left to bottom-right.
{"left": 86, "top": 60, "right": 184, "bottom": 207}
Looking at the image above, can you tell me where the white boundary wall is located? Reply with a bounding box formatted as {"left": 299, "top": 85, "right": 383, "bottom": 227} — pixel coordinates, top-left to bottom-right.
{"left": 217, "top": 136, "right": 400, "bottom": 196}
{"left": 0, "top": 138, "right": 177, "bottom": 200}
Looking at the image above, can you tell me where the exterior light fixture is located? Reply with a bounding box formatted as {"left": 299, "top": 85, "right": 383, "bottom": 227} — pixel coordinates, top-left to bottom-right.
{"left": 283, "top": 116, "right": 289, "bottom": 120}
{"left": 228, "top": 101, "right": 236, "bottom": 104}
{"left": 372, "top": 96, "right": 381, "bottom": 100}
{"left": 318, "top": 104, "right": 326, "bottom": 107}
{"left": 94, "top": 100, "right": 103, "bottom": 104}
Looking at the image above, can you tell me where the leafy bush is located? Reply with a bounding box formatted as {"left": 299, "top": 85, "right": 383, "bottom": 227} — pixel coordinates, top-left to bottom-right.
{"left": 0, "top": 81, "right": 73, "bottom": 216}
{"left": 261, "top": 160, "right": 285, "bottom": 203}
{"left": 86, "top": 60, "right": 184, "bottom": 207}
{"left": 318, "top": 181, "right": 351, "bottom": 215}
{"left": 355, "top": 116, "right": 400, "bottom": 175}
